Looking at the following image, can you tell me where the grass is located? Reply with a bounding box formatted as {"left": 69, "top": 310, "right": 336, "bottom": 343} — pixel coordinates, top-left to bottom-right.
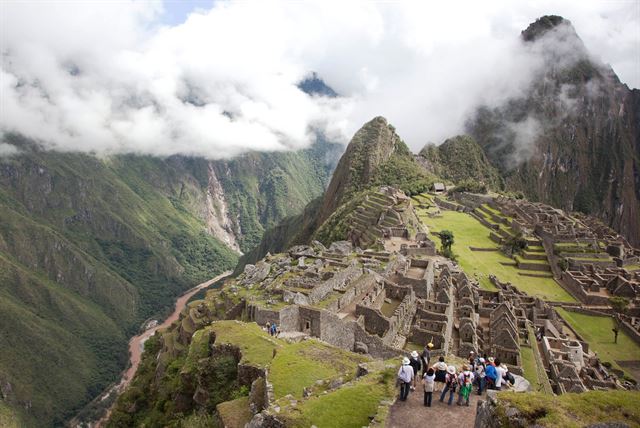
{"left": 497, "top": 390, "right": 640, "bottom": 427}
{"left": 282, "top": 368, "right": 396, "bottom": 428}
{"left": 419, "top": 210, "right": 575, "bottom": 301}
{"left": 217, "top": 396, "right": 253, "bottom": 428}
{"left": 209, "top": 321, "right": 280, "bottom": 367}
{"left": 519, "top": 343, "right": 539, "bottom": 388}
{"left": 269, "top": 340, "right": 369, "bottom": 399}
{"left": 520, "top": 326, "right": 552, "bottom": 394}
{"left": 556, "top": 309, "right": 640, "bottom": 377}
{"left": 0, "top": 402, "right": 23, "bottom": 428}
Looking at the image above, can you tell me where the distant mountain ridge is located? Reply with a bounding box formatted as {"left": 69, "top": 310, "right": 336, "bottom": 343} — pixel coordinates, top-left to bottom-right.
{"left": 0, "top": 136, "right": 340, "bottom": 427}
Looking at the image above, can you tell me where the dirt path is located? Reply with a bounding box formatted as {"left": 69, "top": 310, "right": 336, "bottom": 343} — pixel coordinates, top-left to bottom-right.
{"left": 387, "top": 384, "right": 481, "bottom": 428}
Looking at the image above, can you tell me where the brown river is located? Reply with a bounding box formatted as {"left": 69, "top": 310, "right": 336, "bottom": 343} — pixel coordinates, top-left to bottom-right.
{"left": 87, "top": 271, "right": 231, "bottom": 427}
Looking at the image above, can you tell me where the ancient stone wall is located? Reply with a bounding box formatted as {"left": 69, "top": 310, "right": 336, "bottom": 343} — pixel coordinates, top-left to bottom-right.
{"left": 320, "top": 310, "right": 356, "bottom": 350}
{"left": 308, "top": 264, "right": 362, "bottom": 303}
{"left": 278, "top": 305, "right": 300, "bottom": 332}
{"left": 355, "top": 304, "right": 389, "bottom": 337}
{"left": 298, "top": 306, "right": 323, "bottom": 337}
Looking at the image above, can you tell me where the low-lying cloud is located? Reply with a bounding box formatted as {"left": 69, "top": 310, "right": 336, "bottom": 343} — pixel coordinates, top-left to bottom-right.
{"left": 1, "top": 1, "right": 637, "bottom": 158}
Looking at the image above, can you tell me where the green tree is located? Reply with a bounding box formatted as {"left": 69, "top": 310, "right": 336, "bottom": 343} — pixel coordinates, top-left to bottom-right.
{"left": 438, "top": 230, "right": 455, "bottom": 259}
{"left": 502, "top": 232, "right": 528, "bottom": 257}
{"left": 609, "top": 296, "right": 630, "bottom": 315}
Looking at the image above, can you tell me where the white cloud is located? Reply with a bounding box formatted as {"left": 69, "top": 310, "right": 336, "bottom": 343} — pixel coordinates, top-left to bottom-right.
{"left": 1, "top": 0, "right": 637, "bottom": 157}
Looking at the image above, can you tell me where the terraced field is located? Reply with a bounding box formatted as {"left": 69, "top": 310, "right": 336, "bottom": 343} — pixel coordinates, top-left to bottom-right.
{"left": 556, "top": 309, "right": 640, "bottom": 378}
{"left": 417, "top": 208, "right": 575, "bottom": 302}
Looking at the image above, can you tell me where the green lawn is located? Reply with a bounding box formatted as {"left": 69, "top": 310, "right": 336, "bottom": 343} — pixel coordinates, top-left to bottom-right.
{"left": 209, "top": 320, "right": 281, "bottom": 367}
{"left": 282, "top": 369, "right": 396, "bottom": 428}
{"left": 556, "top": 309, "right": 640, "bottom": 377}
{"left": 269, "top": 340, "right": 368, "bottom": 399}
{"left": 419, "top": 210, "right": 575, "bottom": 302}
{"left": 497, "top": 390, "right": 640, "bottom": 427}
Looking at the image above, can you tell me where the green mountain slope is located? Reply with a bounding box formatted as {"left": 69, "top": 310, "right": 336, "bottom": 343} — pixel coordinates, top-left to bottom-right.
{"left": 0, "top": 137, "right": 339, "bottom": 426}
{"left": 418, "top": 135, "right": 503, "bottom": 190}
{"left": 240, "top": 116, "right": 435, "bottom": 265}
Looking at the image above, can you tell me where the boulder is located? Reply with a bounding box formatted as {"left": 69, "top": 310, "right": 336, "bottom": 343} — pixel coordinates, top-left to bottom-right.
{"left": 329, "top": 241, "right": 352, "bottom": 255}
{"left": 354, "top": 341, "right": 369, "bottom": 354}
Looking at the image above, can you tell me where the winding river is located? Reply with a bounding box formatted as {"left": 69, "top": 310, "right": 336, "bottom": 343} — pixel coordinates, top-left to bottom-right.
{"left": 90, "top": 271, "right": 231, "bottom": 427}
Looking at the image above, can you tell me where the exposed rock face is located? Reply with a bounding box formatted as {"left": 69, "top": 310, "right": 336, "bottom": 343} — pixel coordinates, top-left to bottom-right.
{"left": 467, "top": 15, "right": 640, "bottom": 245}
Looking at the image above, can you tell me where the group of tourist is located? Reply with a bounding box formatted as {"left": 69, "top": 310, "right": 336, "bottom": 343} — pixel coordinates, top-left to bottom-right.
{"left": 265, "top": 321, "right": 279, "bottom": 337}
{"left": 397, "top": 344, "right": 515, "bottom": 407}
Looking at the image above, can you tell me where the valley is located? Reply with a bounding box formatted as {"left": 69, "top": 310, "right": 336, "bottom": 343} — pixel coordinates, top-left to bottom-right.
{"left": 0, "top": 7, "right": 638, "bottom": 428}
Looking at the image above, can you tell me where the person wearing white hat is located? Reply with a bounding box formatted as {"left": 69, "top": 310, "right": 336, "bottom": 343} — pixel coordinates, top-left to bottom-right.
{"left": 397, "top": 357, "right": 414, "bottom": 401}
{"left": 439, "top": 365, "right": 458, "bottom": 405}
{"left": 475, "top": 357, "right": 486, "bottom": 395}
{"left": 409, "top": 350, "right": 422, "bottom": 390}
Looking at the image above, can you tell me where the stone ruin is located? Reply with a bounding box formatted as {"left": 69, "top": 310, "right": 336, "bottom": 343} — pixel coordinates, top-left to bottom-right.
{"left": 205, "top": 189, "right": 636, "bottom": 397}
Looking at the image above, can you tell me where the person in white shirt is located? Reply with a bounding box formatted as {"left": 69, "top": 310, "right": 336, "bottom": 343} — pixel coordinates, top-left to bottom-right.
{"left": 398, "top": 357, "right": 414, "bottom": 401}
{"left": 494, "top": 358, "right": 506, "bottom": 390}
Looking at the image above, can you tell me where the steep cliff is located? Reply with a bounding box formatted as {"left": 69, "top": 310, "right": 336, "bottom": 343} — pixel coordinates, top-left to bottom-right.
{"left": 466, "top": 15, "right": 640, "bottom": 245}
{"left": 0, "top": 136, "right": 339, "bottom": 427}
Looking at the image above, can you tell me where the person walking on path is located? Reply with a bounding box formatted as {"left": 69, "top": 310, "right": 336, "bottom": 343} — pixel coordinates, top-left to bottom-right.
{"left": 423, "top": 368, "right": 436, "bottom": 407}
{"left": 398, "top": 357, "right": 414, "bottom": 401}
{"left": 421, "top": 342, "right": 433, "bottom": 376}
{"left": 439, "top": 365, "right": 457, "bottom": 406}
{"left": 475, "top": 357, "right": 486, "bottom": 395}
{"left": 409, "top": 351, "right": 422, "bottom": 390}
{"left": 432, "top": 356, "right": 448, "bottom": 392}
{"left": 457, "top": 364, "right": 475, "bottom": 406}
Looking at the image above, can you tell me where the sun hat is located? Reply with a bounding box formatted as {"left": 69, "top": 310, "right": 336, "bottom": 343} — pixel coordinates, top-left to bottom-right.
{"left": 501, "top": 364, "right": 508, "bottom": 372}
{"left": 411, "top": 350, "right": 419, "bottom": 358}
{"left": 402, "top": 357, "right": 410, "bottom": 365}
{"left": 427, "top": 342, "right": 434, "bottom": 348}
{"left": 479, "top": 357, "right": 485, "bottom": 363}
{"left": 469, "top": 351, "right": 475, "bottom": 355}
{"left": 488, "top": 357, "right": 495, "bottom": 363}
{"left": 447, "top": 365, "right": 456, "bottom": 374}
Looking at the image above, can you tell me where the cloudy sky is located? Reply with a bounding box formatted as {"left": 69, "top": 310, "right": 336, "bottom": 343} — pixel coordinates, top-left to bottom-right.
{"left": 1, "top": 0, "right": 638, "bottom": 158}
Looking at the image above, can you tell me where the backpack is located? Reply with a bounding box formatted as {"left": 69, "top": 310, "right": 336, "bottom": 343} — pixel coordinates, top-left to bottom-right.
{"left": 447, "top": 374, "right": 457, "bottom": 391}
{"left": 463, "top": 372, "right": 473, "bottom": 386}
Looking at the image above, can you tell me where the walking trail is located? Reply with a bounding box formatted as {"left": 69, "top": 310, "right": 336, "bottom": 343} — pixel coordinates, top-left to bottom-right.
{"left": 387, "top": 383, "right": 481, "bottom": 428}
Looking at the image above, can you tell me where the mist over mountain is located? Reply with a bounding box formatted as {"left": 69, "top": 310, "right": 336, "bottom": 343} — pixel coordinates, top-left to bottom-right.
{"left": 0, "top": 2, "right": 639, "bottom": 426}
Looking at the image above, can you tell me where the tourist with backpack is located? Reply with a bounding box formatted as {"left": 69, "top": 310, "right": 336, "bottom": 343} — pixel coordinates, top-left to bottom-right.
{"left": 432, "top": 356, "right": 448, "bottom": 392}
{"left": 457, "top": 364, "right": 475, "bottom": 406}
{"left": 397, "top": 357, "right": 414, "bottom": 401}
{"left": 422, "top": 368, "right": 436, "bottom": 407}
{"left": 475, "top": 357, "right": 486, "bottom": 395}
{"left": 409, "top": 351, "right": 422, "bottom": 390}
{"left": 439, "top": 365, "right": 457, "bottom": 405}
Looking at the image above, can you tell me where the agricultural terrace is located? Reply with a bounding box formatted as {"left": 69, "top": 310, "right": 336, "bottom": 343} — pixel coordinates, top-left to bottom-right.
{"left": 417, "top": 208, "right": 575, "bottom": 302}
{"left": 208, "top": 321, "right": 396, "bottom": 428}
{"left": 556, "top": 309, "right": 640, "bottom": 378}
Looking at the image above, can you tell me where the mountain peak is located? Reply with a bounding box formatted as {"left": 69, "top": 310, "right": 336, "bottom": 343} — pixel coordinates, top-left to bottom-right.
{"left": 521, "top": 15, "right": 573, "bottom": 42}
